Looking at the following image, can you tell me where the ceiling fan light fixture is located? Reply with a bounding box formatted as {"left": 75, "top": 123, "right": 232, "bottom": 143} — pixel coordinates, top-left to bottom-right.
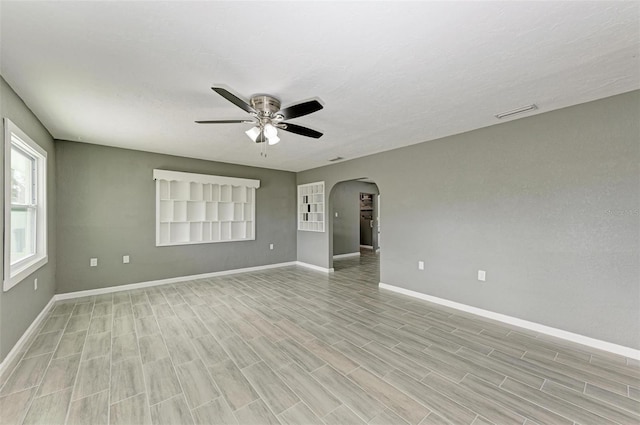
{"left": 263, "top": 123, "right": 280, "bottom": 145}
{"left": 267, "top": 134, "right": 280, "bottom": 145}
{"left": 245, "top": 126, "right": 261, "bottom": 142}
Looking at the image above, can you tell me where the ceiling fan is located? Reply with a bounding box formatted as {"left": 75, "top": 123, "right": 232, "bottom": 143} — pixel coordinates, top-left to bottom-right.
{"left": 196, "top": 87, "right": 324, "bottom": 145}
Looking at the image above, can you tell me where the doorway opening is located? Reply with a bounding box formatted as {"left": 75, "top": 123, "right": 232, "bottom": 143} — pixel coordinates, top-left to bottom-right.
{"left": 329, "top": 179, "right": 380, "bottom": 281}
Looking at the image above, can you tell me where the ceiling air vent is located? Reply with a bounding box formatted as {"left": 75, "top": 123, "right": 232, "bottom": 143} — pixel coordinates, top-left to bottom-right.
{"left": 329, "top": 157, "right": 344, "bottom": 162}
{"left": 495, "top": 104, "right": 538, "bottom": 119}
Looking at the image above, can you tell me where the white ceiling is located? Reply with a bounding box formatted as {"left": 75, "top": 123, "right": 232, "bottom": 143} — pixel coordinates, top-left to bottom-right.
{"left": 1, "top": 1, "right": 638, "bottom": 172}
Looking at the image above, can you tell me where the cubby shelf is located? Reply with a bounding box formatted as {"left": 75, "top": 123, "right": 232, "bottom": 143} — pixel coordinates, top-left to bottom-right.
{"left": 154, "top": 170, "right": 260, "bottom": 246}
{"left": 298, "top": 181, "right": 325, "bottom": 232}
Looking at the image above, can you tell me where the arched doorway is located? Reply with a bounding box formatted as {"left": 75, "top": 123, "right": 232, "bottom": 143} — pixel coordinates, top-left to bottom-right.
{"left": 328, "top": 179, "right": 380, "bottom": 281}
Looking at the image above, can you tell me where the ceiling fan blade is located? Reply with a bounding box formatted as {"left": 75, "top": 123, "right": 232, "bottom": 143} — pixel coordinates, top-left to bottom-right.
{"left": 211, "top": 87, "right": 256, "bottom": 114}
{"left": 281, "top": 123, "right": 323, "bottom": 139}
{"left": 279, "top": 100, "right": 323, "bottom": 120}
{"left": 195, "top": 120, "right": 254, "bottom": 124}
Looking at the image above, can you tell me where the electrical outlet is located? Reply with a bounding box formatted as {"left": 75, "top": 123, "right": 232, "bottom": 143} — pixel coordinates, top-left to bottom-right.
{"left": 418, "top": 261, "right": 424, "bottom": 270}
{"left": 478, "top": 270, "right": 486, "bottom": 282}
{"left": 34, "top": 278, "right": 38, "bottom": 290}
{"left": 335, "top": 212, "right": 339, "bottom": 218}
{"left": 123, "top": 255, "right": 130, "bottom": 264}
{"left": 90, "top": 258, "right": 98, "bottom": 267}
{"left": 269, "top": 244, "right": 274, "bottom": 250}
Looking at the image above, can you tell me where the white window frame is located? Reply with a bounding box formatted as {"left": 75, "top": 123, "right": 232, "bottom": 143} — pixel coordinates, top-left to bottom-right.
{"left": 3, "top": 118, "right": 48, "bottom": 291}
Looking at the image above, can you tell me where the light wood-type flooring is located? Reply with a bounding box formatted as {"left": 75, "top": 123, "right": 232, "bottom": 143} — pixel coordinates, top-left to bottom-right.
{"left": 1, "top": 250, "right": 639, "bottom": 424}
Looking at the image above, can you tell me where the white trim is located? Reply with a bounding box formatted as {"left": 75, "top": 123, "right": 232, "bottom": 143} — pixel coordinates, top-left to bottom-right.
{"left": 333, "top": 252, "right": 361, "bottom": 259}
{"left": 4, "top": 118, "right": 48, "bottom": 292}
{"left": 152, "top": 169, "right": 260, "bottom": 188}
{"left": 295, "top": 261, "right": 334, "bottom": 273}
{"left": 379, "top": 282, "right": 640, "bottom": 360}
{"left": 56, "top": 262, "right": 298, "bottom": 300}
{"left": 0, "top": 296, "right": 55, "bottom": 376}
{"left": 360, "top": 245, "right": 373, "bottom": 250}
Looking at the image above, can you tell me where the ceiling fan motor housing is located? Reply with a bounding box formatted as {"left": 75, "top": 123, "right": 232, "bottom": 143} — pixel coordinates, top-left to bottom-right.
{"left": 250, "top": 95, "right": 281, "bottom": 118}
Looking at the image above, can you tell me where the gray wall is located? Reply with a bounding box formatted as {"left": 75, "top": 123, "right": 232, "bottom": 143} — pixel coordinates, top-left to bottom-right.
{"left": 331, "top": 181, "right": 379, "bottom": 255}
{"left": 56, "top": 141, "right": 297, "bottom": 294}
{"left": 297, "top": 91, "right": 639, "bottom": 349}
{"left": 0, "top": 77, "right": 57, "bottom": 361}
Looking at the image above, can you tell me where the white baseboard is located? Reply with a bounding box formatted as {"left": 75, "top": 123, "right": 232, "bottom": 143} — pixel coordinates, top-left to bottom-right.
{"left": 360, "top": 245, "right": 373, "bottom": 250}
{"left": 379, "top": 282, "right": 639, "bottom": 360}
{"left": 0, "top": 296, "right": 56, "bottom": 377}
{"left": 295, "top": 261, "right": 334, "bottom": 273}
{"left": 56, "top": 261, "right": 298, "bottom": 301}
{"left": 333, "top": 252, "right": 361, "bottom": 259}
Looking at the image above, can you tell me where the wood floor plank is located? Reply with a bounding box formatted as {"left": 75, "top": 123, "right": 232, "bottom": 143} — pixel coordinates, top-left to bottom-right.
{"left": 348, "top": 367, "right": 430, "bottom": 425}
{"left": 22, "top": 387, "right": 72, "bottom": 425}
{"left": 150, "top": 394, "right": 195, "bottom": 425}
{"left": 453, "top": 328, "right": 527, "bottom": 358}
{"left": 233, "top": 399, "right": 281, "bottom": 425}
{"left": 110, "top": 393, "right": 152, "bottom": 425}
{"left": 384, "top": 370, "right": 477, "bottom": 425}
{"left": 277, "top": 338, "right": 325, "bottom": 372}
{"left": 24, "top": 331, "right": 63, "bottom": 359}
{"left": 332, "top": 340, "right": 393, "bottom": 378}
{"left": 460, "top": 374, "right": 573, "bottom": 425}
{"left": 218, "top": 335, "right": 262, "bottom": 368}
{"left": 322, "top": 404, "right": 367, "bottom": 424}
{"left": 81, "top": 330, "right": 111, "bottom": 360}
{"left": 73, "top": 354, "right": 110, "bottom": 400}
{"left": 489, "top": 350, "right": 586, "bottom": 392}
{"left": 278, "top": 402, "right": 324, "bottom": 425}
{"left": 176, "top": 359, "right": 220, "bottom": 409}
{"left": 246, "top": 336, "right": 293, "bottom": 370}
{"left": 421, "top": 371, "right": 525, "bottom": 425}
{"left": 303, "top": 338, "right": 359, "bottom": 375}
{"left": 392, "top": 343, "right": 465, "bottom": 382}
{"left": 276, "top": 363, "right": 342, "bottom": 417}
{"left": 520, "top": 351, "right": 629, "bottom": 395}
{"left": 66, "top": 390, "right": 109, "bottom": 425}
{"left": 456, "top": 347, "right": 545, "bottom": 389}
{"left": 53, "top": 331, "right": 86, "bottom": 359}
{"left": 112, "top": 332, "right": 140, "bottom": 364}
{"left": 207, "top": 360, "right": 259, "bottom": 411}
{"left": 423, "top": 344, "right": 505, "bottom": 386}
{"left": 192, "top": 397, "right": 238, "bottom": 425}
{"left": 111, "top": 357, "right": 145, "bottom": 403}
{"left": 164, "top": 336, "right": 200, "bottom": 365}
{"left": 243, "top": 361, "right": 300, "bottom": 415}
{"left": 143, "top": 357, "right": 183, "bottom": 405}
{"left": 362, "top": 341, "right": 430, "bottom": 380}
{"left": 0, "top": 387, "right": 37, "bottom": 425}
{"left": 37, "top": 353, "right": 80, "bottom": 396}
{"left": 541, "top": 379, "right": 640, "bottom": 424}
{"left": 312, "top": 365, "right": 384, "bottom": 422}
{"left": 501, "top": 377, "right": 617, "bottom": 425}
{"left": 139, "top": 333, "right": 169, "bottom": 364}
{"left": 584, "top": 383, "right": 640, "bottom": 414}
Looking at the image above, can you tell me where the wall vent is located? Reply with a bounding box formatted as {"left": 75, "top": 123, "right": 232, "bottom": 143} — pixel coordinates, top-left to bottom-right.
{"left": 495, "top": 104, "right": 538, "bottom": 119}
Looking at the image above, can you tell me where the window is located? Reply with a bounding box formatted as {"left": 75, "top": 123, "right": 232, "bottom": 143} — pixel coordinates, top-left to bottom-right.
{"left": 4, "top": 119, "right": 47, "bottom": 291}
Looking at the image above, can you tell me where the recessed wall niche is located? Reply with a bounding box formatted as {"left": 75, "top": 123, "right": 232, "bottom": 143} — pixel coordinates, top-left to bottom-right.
{"left": 298, "top": 181, "right": 325, "bottom": 232}
{"left": 154, "top": 169, "right": 260, "bottom": 246}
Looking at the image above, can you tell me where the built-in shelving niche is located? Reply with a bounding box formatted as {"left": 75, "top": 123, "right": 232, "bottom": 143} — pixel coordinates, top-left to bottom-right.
{"left": 154, "top": 169, "right": 260, "bottom": 246}
{"left": 298, "top": 181, "right": 325, "bottom": 232}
